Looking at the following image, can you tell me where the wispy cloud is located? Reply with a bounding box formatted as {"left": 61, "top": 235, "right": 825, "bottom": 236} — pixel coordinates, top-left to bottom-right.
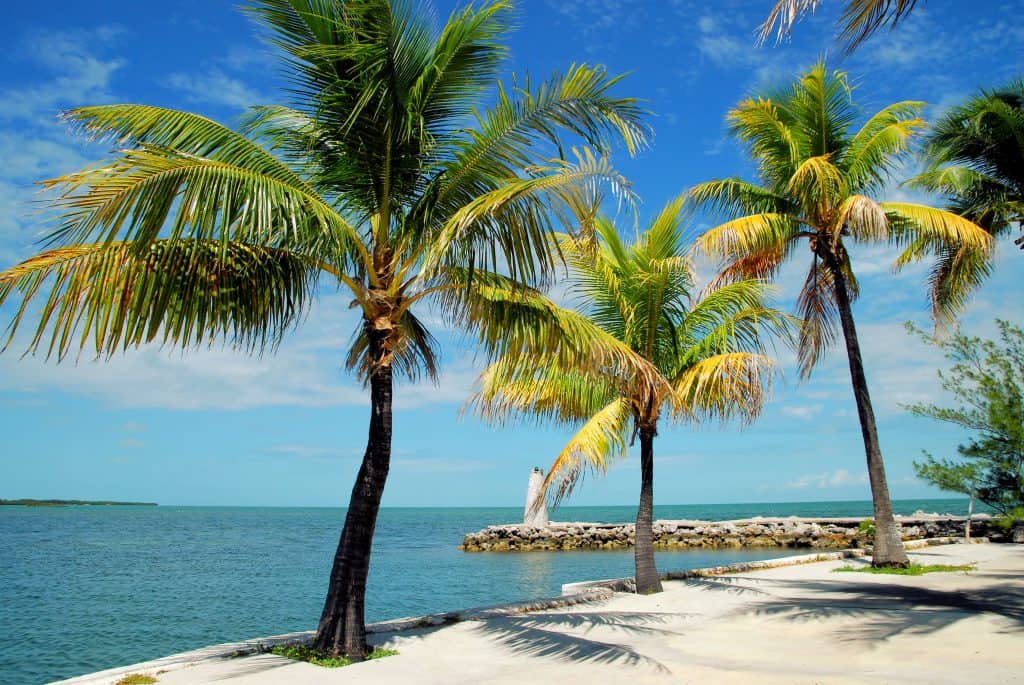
{"left": 781, "top": 404, "right": 823, "bottom": 419}
{"left": 787, "top": 468, "right": 868, "bottom": 489}
{"left": 0, "top": 27, "right": 124, "bottom": 123}
{"left": 166, "top": 69, "right": 265, "bottom": 110}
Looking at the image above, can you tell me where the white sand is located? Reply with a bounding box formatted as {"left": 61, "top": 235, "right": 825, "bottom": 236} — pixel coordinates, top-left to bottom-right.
{"left": 101, "top": 543, "right": 1024, "bottom": 684}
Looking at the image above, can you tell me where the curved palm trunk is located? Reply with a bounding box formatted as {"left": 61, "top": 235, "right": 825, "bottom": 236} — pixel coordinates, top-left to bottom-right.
{"left": 313, "top": 330, "right": 393, "bottom": 658}
{"left": 634, "top": 425, "right": 663, "bottom": 594}
{"left": 826, "top": 254, "right": 909, "bottom": 567}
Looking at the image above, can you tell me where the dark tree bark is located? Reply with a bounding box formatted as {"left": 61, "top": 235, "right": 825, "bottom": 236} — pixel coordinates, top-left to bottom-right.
{"left": 634, "top": 424, "right": 663, "bottom": 594}
{"left": 313, "top": 329, "right": 394, "bottom": 658}
{"left": 825, "top": 250, "right": 909, "bottom": 568}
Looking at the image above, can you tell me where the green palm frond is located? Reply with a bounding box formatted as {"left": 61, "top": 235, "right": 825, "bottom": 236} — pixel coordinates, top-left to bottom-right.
{"left": 458, "top": 278, "right": 667, "bottom": 399}
{"left": 0, "top": 240, "right": 319, "bottom": 360}
{"left": 728, "top": 98, "right": 801, "bottom": 189}
{"left": 425, "top": 147, "right": 635, "bottom": 284}
{"left": 63, "top": 105, "right": 312, "bottom": 190}
{"left": 681, "top": 280, "right": 793, "bottom": 361}
{"left": 914, "top": 79, "right": 1024, "bottom": 250}
{"left": 688, "top": 178, "right": 792, "bottom": 218}
{"left": 841, "top": 101, "right": 924, "bottom": 192}
{"left": 40, "top": 146, "right": 367, "bottom": 270}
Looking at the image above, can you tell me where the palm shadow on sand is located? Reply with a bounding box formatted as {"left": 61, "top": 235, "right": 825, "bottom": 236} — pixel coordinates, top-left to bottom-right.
{"left": 742, "top": 573, "right": 1024, "bottom": 644}
{"left": 471, "top": 611, "right": 680, "bottom": 673}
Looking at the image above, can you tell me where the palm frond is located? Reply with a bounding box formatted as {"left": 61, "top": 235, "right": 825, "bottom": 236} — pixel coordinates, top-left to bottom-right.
{"left": 841, "top": 101, "right": 924, "bottom": 192}
{"left": 471, "top": 355, "right": 619, "bottom": 427}
{"left": 540, "top": 397, "right": 632, "bottom": 508}
{"left": 695, "top": 213, "right": 800, "bottom": 262}
{"left": 787, "top": 154, "right": 846, "bottom": 211}
{"left": 670, "top": 352, "right": 774, "bottom": 424}
{"left": 425, "top": 148, "right": 634, "bottom": 285}
{"left": 728, "top": 98, "right": 801, "bottom": 189}
{"left": 758, "top": 0, "right": 921, "bottom": 53}
{"left": 0, "top": 240, "right": 318, "bottom": 360}
{"left": 795, "top": 256, "right": 840, "bottom": 378}
{"left": 40, "top": 146, "right": 367, "bottom": 269}
{"left": 885, "top": 202, "right": 994, "bottom": 257}
{"left": 837, "top": 194, "right": 889, "bottom": 242}
{"left": 688, "top": 178, "right": 792, "bottom": 219}
{"left": 63, "top": 105, "right": 311, "bottom": 190}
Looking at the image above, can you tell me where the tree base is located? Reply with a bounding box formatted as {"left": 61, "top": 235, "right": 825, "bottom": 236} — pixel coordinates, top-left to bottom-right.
{"left": 870, "top": 559, "right": 910, "bottom": 569}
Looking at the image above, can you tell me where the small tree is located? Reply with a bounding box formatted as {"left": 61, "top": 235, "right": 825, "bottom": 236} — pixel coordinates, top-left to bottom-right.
{"left": 906, "top": 320, "right": 1024, "bottom": 517}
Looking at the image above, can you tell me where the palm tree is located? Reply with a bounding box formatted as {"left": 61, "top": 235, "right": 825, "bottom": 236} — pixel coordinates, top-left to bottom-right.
{"left": 690, "top": 62, "right": 993, "bottom": 567}
{"left": 759, "top": 0, "right": 920, "bottom": 52}
{"left": 0, "top": 0, "right": 648, "bottom": 658}
{"left": 913, "top": 79, "right": 1024, "bottom": 265}
{"left": 471, "top": 196, "right": 788, "bottom": 593}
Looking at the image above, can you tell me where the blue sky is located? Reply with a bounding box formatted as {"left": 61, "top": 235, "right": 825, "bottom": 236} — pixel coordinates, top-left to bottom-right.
{"left": 1, "top": 0, "right": 1022, "bottom": 508}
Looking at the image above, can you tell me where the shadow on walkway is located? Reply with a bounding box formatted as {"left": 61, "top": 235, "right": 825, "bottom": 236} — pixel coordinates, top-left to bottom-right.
{"left": 472, "top": 611, "right": 677, "bottom": 673}
{"left": 743, "top": 576, "right": 1024, "bottom": 644}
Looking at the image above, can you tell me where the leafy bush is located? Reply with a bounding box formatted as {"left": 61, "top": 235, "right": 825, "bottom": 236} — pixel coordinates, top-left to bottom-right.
{"left": 269, "top": 643, "right": 397, "bottom": 668}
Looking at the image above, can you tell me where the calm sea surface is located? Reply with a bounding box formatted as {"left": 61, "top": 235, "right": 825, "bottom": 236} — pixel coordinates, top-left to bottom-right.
{"left": 0, "top": 499, "right": 969, "bottom": 684}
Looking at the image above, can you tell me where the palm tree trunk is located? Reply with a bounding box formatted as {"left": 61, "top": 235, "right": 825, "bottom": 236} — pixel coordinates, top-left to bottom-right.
{"left": 313, "top": 330, "right": 393, "bottom": 658}
{"left": 634, "top": 425, "right": 663, "bottom": 594}
{"left": 826, "top": 254, "right": 909, "bottom": 568}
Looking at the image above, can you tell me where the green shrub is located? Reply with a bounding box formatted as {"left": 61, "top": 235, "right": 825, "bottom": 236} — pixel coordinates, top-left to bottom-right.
{"left": 856, "top": 519, "right": 876, "bottom": 536}
{"left": 993, "top": 506, "right": 1024, "bottom": 530}
{"left": 834, "top": 563, "right": 974, "bottom": 576}
{"left": 269, "top": 643, "right": 398, "bottom": 668}
{"left": 115, "top": 675, "right": 157, "bottom": 685}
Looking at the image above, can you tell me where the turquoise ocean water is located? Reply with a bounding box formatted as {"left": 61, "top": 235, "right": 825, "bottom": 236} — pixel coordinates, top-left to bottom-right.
{"left": 0, "top": 499, "right": 969, "bottom": 684}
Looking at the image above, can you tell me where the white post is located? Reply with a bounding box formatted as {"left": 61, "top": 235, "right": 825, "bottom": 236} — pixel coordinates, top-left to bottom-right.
{"left": 966, "top": 491, "right": 974, "bottom": 542}
{"left": 524, "top": 467, "right": 549, "bottom": 527}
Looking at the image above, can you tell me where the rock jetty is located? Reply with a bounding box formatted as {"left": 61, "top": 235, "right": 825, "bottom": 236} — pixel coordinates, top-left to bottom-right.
{"left": 460, "top": 515, "right": 999, "bottom": 551}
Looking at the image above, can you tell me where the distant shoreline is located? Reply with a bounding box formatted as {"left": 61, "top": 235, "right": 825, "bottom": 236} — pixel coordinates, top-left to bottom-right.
{"left": 0, "top": 499, "right": 158, "bottom": 507}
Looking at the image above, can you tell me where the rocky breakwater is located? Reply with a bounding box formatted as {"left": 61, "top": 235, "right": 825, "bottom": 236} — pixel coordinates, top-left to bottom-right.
{"left": 460, "top": 515, "right": 998, "bottom": 552}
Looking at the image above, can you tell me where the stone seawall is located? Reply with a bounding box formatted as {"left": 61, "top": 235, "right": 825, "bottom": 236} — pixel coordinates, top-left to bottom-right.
{"left": 460, "top": 515, "right": 999, "bottom": 551}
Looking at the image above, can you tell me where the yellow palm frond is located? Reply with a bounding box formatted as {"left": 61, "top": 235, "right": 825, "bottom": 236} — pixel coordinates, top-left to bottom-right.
{"left": 541, "top": 397, "right": 632, "bottom": 508}
{"left": 695, "top": 213, "right": 799, "bottom": 261}
{"left": 670, "top": 352, "right": 774, "bottom": 424}
{"left": 787, "top": 154, "right": 846, "bottom": 209}
{"left": 885, "top": 203, "right": 994, "bottom": 267}
{"left": 0, "top": 241, "right": 319, "bottom": 361}
{"left": 470, "top": 354, "right": 618, "bottom": 426}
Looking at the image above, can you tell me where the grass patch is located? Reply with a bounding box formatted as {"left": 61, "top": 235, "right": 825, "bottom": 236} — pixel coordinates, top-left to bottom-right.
{"left": 269, "top": 644, "right": 398, "bottom": 668}
{"left": 115, "top": 675, "right": 157, "bottom": 685}
{"left": 834, "top": 563, "right": 975, "bottom": 576}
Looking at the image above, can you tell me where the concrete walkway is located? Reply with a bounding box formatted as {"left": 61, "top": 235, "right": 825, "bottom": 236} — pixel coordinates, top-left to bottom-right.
{"left": 100, "top": 544, "right": 1024, "bottom": 684}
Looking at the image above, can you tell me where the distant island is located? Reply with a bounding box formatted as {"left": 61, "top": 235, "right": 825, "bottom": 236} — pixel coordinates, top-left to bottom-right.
{"left": 0, "top": 499, "right": 158, "bottom": 507}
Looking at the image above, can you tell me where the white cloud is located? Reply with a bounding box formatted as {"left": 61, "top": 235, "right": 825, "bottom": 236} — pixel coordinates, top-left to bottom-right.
{"left": 786, "top": 468, "right": 868, "bottom": 489}
{"left": 166, "top": 70, "right": 265, "bottom": 110}
{"left": 781, "top": 404, "right": 822, "bottom": 419}
{"left": 0, "top": 27, "right": 123, "bottom": 123}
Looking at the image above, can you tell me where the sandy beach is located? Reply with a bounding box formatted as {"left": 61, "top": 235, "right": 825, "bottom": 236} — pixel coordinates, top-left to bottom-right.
{"left": 70, "top": 542, "right": 1023, "bottom": 685}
